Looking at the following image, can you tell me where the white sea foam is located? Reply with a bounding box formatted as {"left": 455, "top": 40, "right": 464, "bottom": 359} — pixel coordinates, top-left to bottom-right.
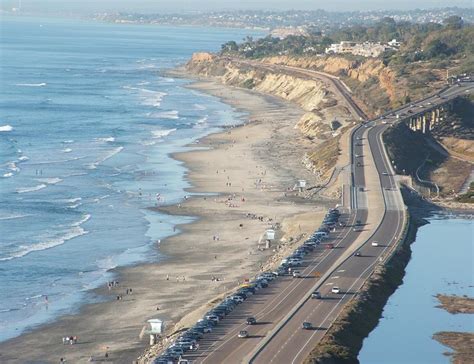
{"left": 7, "top": 162, "right": 19, "bottom": 172}
{"left": 62, "top": 139, "right": 74, "bottom": 144}
{"left": 123, "top": 86, "right": 167, "bottom": 107}
{"left": 0, "top": 213, "right": 31, "bottom": 221}
{"left": 0, "top": 226, "right": 88, "bottom": 262}
{"left": 151, "top": 128, "right": 177, "bottom": 139}
{"left": 194, "top": 103, "right": 207, "bottom": 110}
{"left": 36, "top": 177, "right": 63, "bottom": 185}
{"left": 15, "top": 83, "right": 47, "bottom": 87}
{"left": 95, "top": 137, "right": 115, "bottom": 143}
{"left": 62, "top": 148, "right": 72, "bottom": 153}
{"left": 2, "top": 172, "right": 13, "bottom": 178}
{"left": 72, "top": 214, "right": 91, "bottom": 227}
{"left": 87, "top": 146, "right": 124, "bottom": 169}
{"left": 16, "top": 184, "right": 47, "bottom": 193}
{"left": 0, "top": 125, "right": 13, "bottom": 132}
{"left": 160, "top": 110, "right": 179, "bottom": 120}
{"left": 194, "top": 116, "right": 209, "bottom": 128}
{"left": 18, "top": 156, "right": 29, "bottom": 162}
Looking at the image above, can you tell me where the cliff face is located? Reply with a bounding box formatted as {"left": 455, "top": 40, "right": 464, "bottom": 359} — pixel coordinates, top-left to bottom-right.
{"left": 187, "top": 53, "right": 330, "bottom": 113}
{"left": 262, "top": 55, "right": 397, "bottom": 109}
{"left": 186, "top": 53, "right": 354, "bottom": 180}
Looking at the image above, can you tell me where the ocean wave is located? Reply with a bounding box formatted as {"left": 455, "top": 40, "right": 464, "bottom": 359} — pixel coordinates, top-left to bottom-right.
{"left": 151, "top": 128, "right": 177, "bottom": 139}
{"left": 0, "top": 125, "right": 13, "bottom": 132}
{"left": 95, "top": 137, "right": 115, "bottom": 143}
{"left": 193, "top": 103, "right": 207, "bottom": 110}
{"left": 18, "top": 156, "right": 29, "bottom": 162}
{"left": 93, "top": 194, "right": 110, "bottom": 203}
{"left": 0, "top": 213, "right": 31, "bottom": 221}
{"left": 15, "top": 83, "right": 47, "bottom": 87}
{"left": 16, "top": 184, "right": 47, "bottom": 194}
{"left": 62, "top": 148, "right": 72, "bottom": 153}
{"left": 195, "top": 116, "right": 208, "bottom": 126}
{"left": 36, "top": 177, "right": 63, "bottom": 185}
{"left": 149, "top": 110, "right": 179, "bottom": 120}
{"left": 2, "top": 172, "right": 13, "bottom": 178}
{"left": 71, "top": 214, "right": 91, "bottom": 227}
{"left": 160, "top": 77, "right": 175, "bottom": 83}
{"left": 0, "top": 226, "right": 88, "bottom": 261}
{"left": 62, "top": 139, "right": 74, "bottom": 144}
{"left": 123, "top": 86, "right": 167, "bottom": 107}
{"left": 87, "top": 146, "right": 124, "bottom": 169}
{"left": 7, "top": 162, "right": 19, "bottom": 172}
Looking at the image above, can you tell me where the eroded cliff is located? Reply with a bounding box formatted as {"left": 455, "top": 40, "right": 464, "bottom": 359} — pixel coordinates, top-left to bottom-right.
{"left": 186, "top": 53, "right": 354, "bottom": 180}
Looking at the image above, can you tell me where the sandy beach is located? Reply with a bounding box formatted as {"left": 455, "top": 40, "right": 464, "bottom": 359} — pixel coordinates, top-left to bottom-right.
{"left": 0, "top": 78, "right": 333, "bottom": 364}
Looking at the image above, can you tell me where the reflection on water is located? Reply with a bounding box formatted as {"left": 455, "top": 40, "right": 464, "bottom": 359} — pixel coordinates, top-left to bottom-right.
{"left": 359, "top": 215, "right": 474, "bottom": 364}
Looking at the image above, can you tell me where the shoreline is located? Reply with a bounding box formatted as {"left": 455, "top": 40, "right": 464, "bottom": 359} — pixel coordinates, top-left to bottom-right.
{"left": 0, "top": 73, "right": 330, "bottom": 363}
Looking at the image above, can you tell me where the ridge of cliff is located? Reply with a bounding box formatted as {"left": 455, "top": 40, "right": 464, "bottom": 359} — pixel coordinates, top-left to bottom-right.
{"left": 186, "top": 53, "right": 355, "bottom": 181}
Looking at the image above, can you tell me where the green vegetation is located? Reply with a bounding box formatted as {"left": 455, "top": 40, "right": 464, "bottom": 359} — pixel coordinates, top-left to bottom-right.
{"left": 221, "top": 17, "right": 473, "bottom": 68}
{"left": 456, "top": 182, "right": 474, "bottom": 203}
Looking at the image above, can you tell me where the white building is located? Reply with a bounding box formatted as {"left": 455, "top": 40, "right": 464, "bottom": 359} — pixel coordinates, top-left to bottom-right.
{"left": 325, "top": 39, "right": 400, "bottom": 58}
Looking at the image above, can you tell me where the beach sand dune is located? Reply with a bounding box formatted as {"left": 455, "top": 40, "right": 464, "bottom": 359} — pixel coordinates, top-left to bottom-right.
{"left": 0, "top": 81, "right": 330, "bottom": 364}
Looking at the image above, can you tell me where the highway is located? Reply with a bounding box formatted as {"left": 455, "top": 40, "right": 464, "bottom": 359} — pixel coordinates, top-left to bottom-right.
{"left": 158, "top": 61, "right": 472, "bottom": 364}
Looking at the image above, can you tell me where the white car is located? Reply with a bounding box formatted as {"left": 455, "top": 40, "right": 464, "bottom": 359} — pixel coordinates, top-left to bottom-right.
{"left": 238, "top": 330, "right": 249, "bottom": 338}
{"left": 292, "top": 271, "right": 302, "bottom": 278}
{"left": 331, "top": 286, "right": 341, "bottom": 294}
{"left": 371, "top": 242, "right": 379, "bottom": 247}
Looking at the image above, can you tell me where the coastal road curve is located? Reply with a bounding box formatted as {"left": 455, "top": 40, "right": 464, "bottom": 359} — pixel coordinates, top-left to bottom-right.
{"left": 161, "top": 61, "right": 471, "bottom": 363}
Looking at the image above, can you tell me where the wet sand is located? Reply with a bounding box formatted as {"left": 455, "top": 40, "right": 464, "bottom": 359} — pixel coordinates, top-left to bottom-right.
{"left": 0, "top": 79, "right": 332, "bottom": 364}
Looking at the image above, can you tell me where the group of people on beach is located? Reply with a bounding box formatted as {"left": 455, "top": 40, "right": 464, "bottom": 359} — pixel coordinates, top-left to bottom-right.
{"left": 62, "top": 336, "right": 77, "bottom": 345}
{"left": 107, "top": 280, "right": 119, "bottom": 290}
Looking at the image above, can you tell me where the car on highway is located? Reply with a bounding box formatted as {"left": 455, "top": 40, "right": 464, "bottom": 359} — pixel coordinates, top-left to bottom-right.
{"left": 302, "top": 322, "right": 313, "bottom": 330}
{"left": 246, "top": 317, "right": 257, "bottom": 325}
{"left": 354, "top": 251, "right": 362, "bottom": 257}
{"left": 238, "top": 330, "right": 249, "bottom": 338}
{"left": 331, "top": 286, "right": 341, "bottom": 294}
{"left": 292, "top": 270, "right": 302, "bottom": 278}
{"left": 371, "top": 241, "right": 379, "bottom": 247}
{"left": 382, "top": 171, "right": 389, "bottom": 175}
{"left": 311, "top": 290, "right": 322, "bottom": 299}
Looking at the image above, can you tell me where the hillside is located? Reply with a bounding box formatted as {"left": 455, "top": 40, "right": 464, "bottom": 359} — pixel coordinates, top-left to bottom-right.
{"left": 221, "top": 17, "right": 473, "bottom": 115}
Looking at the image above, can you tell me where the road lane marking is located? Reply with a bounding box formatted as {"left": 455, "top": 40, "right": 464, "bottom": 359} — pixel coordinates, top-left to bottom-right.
{"left": 197, "top": 213, "right": 359, "bottom": 362}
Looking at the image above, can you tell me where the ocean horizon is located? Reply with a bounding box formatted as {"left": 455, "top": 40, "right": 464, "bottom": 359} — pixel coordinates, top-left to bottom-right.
{"left": 0, "top": 15, "right": 263, "bottom": 342}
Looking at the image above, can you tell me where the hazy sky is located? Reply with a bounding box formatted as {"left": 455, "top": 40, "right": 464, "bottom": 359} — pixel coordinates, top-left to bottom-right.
{"left": 3, "top": 0, "right": 473, "bottom": 13}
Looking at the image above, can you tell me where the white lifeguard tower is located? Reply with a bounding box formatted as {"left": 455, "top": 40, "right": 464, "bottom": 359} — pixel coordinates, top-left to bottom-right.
{"left": 265, "top": 229, "right": 275, "bottom": 240}
{"left": 147, "top": 318, "right": 165, "bottom": 345}
{"left": 296, "top": 179, "right": 306, "bottom": 192}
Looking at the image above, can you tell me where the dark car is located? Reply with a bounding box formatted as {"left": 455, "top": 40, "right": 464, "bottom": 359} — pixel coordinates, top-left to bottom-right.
{"left": 246, "top": 317, "right": 257, "bottom": 325}
{"left": 302, "top": 322, "right": 312, "bottom": 330}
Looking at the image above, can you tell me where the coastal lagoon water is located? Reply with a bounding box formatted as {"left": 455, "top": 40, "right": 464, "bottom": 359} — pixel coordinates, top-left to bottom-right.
{"left": 359, "top": 216, "right": 474, "bottom": 364}
{"left": 0, "top": 16, "right": 262, "bottom": 341}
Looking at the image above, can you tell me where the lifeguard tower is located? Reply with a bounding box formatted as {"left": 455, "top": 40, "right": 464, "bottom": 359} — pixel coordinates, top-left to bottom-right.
{"left": 147, "top": 318, "right": 165, "bottom": 345}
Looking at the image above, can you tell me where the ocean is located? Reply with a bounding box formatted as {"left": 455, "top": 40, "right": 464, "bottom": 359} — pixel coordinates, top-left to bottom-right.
{"left": 0, "top": 15, "right": 262, "bottom": 342}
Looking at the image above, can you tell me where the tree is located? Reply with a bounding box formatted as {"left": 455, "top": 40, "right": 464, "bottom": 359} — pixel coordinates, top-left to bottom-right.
{"left": 424, "top": 39, "right": 452, "bottom": 59}
{"left": 443, "top": 16, "right": 463, "bottom": 30}
{"left": 221, "top": 41, "right": 238, "bottom": 53}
